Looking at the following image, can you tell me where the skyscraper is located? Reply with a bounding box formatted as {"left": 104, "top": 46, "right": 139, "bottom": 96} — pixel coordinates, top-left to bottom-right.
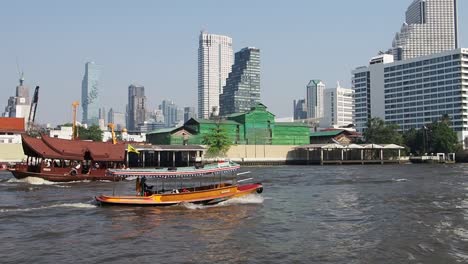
{"left": 220, "top": 47, "right": 261, "bottom": 116}
{"left": 392, "top": 0, "right": 458, "bottom": 61}
{"left": 127, "top": 84, "right": 146, "bottom": 131}
{"left": 306, "top": 80, "right": 325, "bottom": 119}
{"left": 184, "top": 107, "right": 196, "bottom": 122}
{"left": 2, "top": 74, "right": 31, "bottom": 123}
{"left": 198, "top": 31, "right": 234, "bottom": 119}
{"left": 293, "top": 99, "right": 308, "bottom": 121}
{"left": 160, "top": 100, "right": 181, "bottom": 128}
{"left": 81, "top": 62, "right": 102, "bottom": 125}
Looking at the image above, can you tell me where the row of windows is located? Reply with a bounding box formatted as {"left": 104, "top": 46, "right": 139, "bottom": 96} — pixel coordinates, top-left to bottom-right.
{"left": 386, "top": 94, "right": 462, "bottom": 105}
{"left": 354, "top": 72, "right": 368, "bottom": 78}
{"left": 385, "top": 66, "right": 461, "bottom": 83}
{"left": 387, "top": 112, "right": 465, "bottom": 122}
{"left": 384, "top": 54, "right": 457, "bottom": 73}
{"left": 384, "top": 74, "right": 463, "bottom": 89}
{"left": 385, "top": 102, "right": 464, "bottom": 113}
{"left": 385, "top": 86, "right": 463, "bottom": 98}
{"left": 384, "top": 62, "right": 462, "bottom": 78}
{"left": 386, "top": 82, "right": 464, "bottom": 95}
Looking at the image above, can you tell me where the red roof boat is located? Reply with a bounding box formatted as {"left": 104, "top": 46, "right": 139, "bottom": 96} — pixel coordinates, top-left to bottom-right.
{"left": 9, "top": 135, "right": 127, "bottom": 182}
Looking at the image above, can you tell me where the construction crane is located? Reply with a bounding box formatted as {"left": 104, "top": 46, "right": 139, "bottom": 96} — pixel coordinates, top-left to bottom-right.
{"left": 27, "top": 86, "right": 40, "bottom": 133}
{"left": 72, "top": 101, "right": 79, "bottom": 140}
{"left": 108, "top": 123, "right": 117, "bottom": 144}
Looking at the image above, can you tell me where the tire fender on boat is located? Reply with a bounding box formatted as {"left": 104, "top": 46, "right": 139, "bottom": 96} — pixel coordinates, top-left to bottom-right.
{"left": 256, "top": 187, "right": 263, "bottom": 194}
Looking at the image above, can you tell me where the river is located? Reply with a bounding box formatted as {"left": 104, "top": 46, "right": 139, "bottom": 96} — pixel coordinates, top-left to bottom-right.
{"left": 1, "top": 164, "right": 467, "bottom": 263}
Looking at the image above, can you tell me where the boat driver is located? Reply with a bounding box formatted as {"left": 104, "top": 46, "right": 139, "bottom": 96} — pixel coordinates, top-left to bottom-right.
{"left": 140, "top": 176, "right": 153, "bottom": 196}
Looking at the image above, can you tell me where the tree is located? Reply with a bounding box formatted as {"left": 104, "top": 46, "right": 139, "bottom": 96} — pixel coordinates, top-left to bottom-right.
{"left": 428, "top": 117, "right": 459, "bottom": 153}
{"left": 403, "top": 128, "right": 425, "bottom": 155}
{"left": 202, "top": 125, "right": 232, "bottom": 157}
{"left": 363, "top": 117, "right": 403, "bottom": 144}
{"left": 78, "top": 125, "right": 103, "bottom": 142}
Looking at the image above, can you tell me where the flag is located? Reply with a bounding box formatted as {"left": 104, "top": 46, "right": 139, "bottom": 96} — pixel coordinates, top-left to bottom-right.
{"left": 127, "top": 144, "right": 140, "bottom": 154}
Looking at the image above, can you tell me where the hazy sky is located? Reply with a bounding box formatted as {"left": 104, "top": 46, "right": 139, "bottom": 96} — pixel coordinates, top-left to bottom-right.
{"left": 0, "top": 0, "right": 467, "bottom": 125}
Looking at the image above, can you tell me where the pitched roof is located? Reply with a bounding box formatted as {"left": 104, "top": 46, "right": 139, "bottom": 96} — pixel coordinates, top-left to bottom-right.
{"left": 0, "top": 117, "right": 25, "bottom": 133}
{"left": 276, "top": 122, "right": 309, "bottom": 127}
{"left": 188, "top": 118, "right": 240, "bottom": 125}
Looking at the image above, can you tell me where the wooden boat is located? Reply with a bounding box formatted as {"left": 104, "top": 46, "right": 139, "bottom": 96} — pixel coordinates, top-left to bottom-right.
{"left": 95, "top": 182, "right": 263, "bottom": 206}
{"left": 9, "top": 135, "right": 127, "bottom": 182}
{"left": 95, "top": 161, "right": 263, "bottom": 206}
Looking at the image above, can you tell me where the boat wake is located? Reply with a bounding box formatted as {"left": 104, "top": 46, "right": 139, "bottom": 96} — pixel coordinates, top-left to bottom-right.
{"left": 181, "top": 194, "right": 264, "bottom": 210}
{"left": 0, "top": 202, "right": 97, "bottom": 213}
{"left": 6, "top": 177, "right": 90, "bottom": 186}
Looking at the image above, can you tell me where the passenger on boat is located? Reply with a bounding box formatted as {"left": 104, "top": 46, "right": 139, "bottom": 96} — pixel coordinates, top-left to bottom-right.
{"left": 69, "top": 161, "right": 81, "bottom": 176}
{"left": 140, "top": 176, "right": 153, "bottom": 196}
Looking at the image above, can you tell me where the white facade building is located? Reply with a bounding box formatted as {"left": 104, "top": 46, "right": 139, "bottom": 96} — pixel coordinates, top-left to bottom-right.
{"left": 198, "top": 32, "right": 234, "bottom": 119}
{"left": 353, "top": 49, "right": 468, "bottom": 144}
{"left": 306, "top": 80, "right": 325, "bottom": 119}
{"left": 392, "top": 0, "right": 458, "bottom": 61}
{"left": 322, "top": 83, "right": 355, "bottom": 128}
{"left": 352, "top": 54, "right": 395, "bottom": 132}
{"left": 2, "top": 76, "right": 31, "bottom": 126}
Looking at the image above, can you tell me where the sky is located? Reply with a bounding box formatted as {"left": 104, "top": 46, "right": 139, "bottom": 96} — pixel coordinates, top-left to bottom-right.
{"left": 0, "top": 0, "right": 467, "bottom": 125}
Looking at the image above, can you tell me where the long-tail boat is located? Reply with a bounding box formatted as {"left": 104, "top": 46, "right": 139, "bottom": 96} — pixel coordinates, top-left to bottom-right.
{"left": 95, "top": 161, "right": 263, "bottom": 206}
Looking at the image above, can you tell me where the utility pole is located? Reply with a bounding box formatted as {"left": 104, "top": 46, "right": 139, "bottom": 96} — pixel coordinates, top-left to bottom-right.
{"left": 72, "top": 101, "right": 79, "bottom": 140}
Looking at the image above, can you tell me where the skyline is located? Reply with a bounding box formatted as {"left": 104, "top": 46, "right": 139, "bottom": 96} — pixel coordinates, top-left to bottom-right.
{"left": 1, "top": 0, "right": 467, "bottom": 125}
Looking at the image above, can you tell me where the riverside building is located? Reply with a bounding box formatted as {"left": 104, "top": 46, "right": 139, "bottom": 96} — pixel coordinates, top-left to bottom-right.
{"left": 392, "top": 0, "right": 459, "bottom": 61}
{"left": 353, "top": 49, "right": 468, "bottom": 143}
{"left": 198, "top": 31, "right": 234, "bottom": 119}
{"left": 220, "top": 47, "right": 261, "bottom": 116}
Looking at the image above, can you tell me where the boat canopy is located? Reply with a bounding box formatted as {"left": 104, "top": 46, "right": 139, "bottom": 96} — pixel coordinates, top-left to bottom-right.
{"left": 21, "top": 135, "right": 126, "bottom": 161}
{"left": 107, "top": 162, "right": 240, "bottom": 179}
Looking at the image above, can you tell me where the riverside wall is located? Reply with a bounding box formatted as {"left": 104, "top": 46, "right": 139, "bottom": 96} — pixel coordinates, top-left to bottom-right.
{"left": 0, "top": 144, "right": 26, "bottom": 162}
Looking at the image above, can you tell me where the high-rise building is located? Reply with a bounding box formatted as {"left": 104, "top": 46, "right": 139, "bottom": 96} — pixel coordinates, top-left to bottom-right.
{"left": 306, "top": 80, "right": 325, "bottom": 119}
{"left": 184, "top": 107, "right": 196, "bottom": 122}
{"left": 127, "top": 84, "right": 146, "bottom": 131}
{"left": 160, "top": 100, "right": 181, "bottom": 128}
{"left": 81, "top": 62, "right": 102, "bottom": 125}
{"left": 293, "top": 99, "right": 308, "bottom": 120}
{"left": 198, "top": 31, "right": 234, "bottom": 119}
{"left": 220, "top": 47, "right": 261, "bottom": 116}
{"left": 2, "top": 74, "right": 31, "bottom": 125}
{"left": 392, "top": 0, "right": 458, "bottom": 61}
{"left": 322, "top": 83, "right": 355, "bottom": 128}
{"left": 108, "top": 108, "right": 126, "bottom": 131}
{"left": 352, "top": 54, "right": 394, "bottom": 132}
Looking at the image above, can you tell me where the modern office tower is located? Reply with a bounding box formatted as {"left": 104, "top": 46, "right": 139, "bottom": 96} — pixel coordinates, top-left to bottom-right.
{"left": 160, "top": 100, "right": 181, "bottom": 128}
{"left": 81, "top": 62, "right": 101, "bottom": 125}
{"left": 293, "top": 99, "right": 308, "bottom": 120}
{"left": 2, "top": 74, "right": 31, "bottom": 124}
{"left": 306, "top": 80, "right": 325, "bottom": 119}
{"left": 392, "top": 0, "right": 458, "bottom": 61}
{"left": 322, "top": 83, "right": 355, "bottom": 128}
{"left": 352, "top": 54, "right": 394, "bottom": 132}
{"left": 127, "top": 84, "right": 146, "bottom": 131}
{"left": 198, "top": 31, "right": 234, "bottom": 119}
{"left": 108, "top": 108, "right": 126, "bottom": 130}
{"left": 220, "top": 47, "right": 261, "bottom": 116}
{"left": 184, "top": 107, "right": 196, "bottom": 122}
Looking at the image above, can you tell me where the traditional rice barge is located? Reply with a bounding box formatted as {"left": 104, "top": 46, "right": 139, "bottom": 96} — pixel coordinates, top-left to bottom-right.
{"left": 95, "top": 161, "right": 263, "bottom": 206}
{"left": 9, "top": 135, "right": 127, "bottom": 182}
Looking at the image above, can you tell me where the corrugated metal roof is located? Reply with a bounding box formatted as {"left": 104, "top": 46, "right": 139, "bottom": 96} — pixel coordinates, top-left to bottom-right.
{"left": 0, "top": 117, "right": 25, "bottom": 133}
{"left": 276, "top": 122, "right": 309, "bottom": 127}
{"left": 310, "top": 130, "right": 344, "bottom": 137}
{"left": 190, "top": 118, "right": 240, "bottom": 125}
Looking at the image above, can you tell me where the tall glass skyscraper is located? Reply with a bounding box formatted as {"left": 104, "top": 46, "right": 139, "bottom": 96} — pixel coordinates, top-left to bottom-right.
{"left": 127, "top": 84, "right": 146, "bottom": 131}
{"left": 392, "top": 0, "right": 458, "bottom": 61}
{"left": 81, "top": 62, "right": 102, "bottom": 125}
{"left": 220, "top": 47, "right": 261, "bottom": 116}
{"left": 198, "top": 31, "right": 233, "bottom": 119}
{"left": 306, "top": 80, "right": 325, "bottom": 119}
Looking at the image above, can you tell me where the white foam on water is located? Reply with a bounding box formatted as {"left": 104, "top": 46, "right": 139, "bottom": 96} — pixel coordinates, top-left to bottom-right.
{"left": 181, "top": 194, "right": 264, "bottom": 210}
{"left": 0, "top": 202, "right": 97, "bottom": 213}
{"left": 7, "top": 177, "right": 58, "bottom": 185}
{"left": 393, "top": 178, "right": 408, "bottom": 182}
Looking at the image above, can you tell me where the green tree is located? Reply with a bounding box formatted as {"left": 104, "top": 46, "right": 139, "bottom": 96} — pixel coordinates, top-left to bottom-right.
{"left": 363, "top": 117, "right": 403, "bottom": 144}
{"left": 428, "top": 117, "right": 459, "bottom": 153}
{"left": 202, "top": 126, "right": 232, "bottom": 157}
{"left": 78, "top": 125, "right": 103, "bottom": 142}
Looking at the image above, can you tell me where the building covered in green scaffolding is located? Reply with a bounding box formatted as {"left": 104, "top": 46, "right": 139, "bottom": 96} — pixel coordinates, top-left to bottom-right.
{"left": 146, "top": 103, "right": 310, "bottom": 145}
